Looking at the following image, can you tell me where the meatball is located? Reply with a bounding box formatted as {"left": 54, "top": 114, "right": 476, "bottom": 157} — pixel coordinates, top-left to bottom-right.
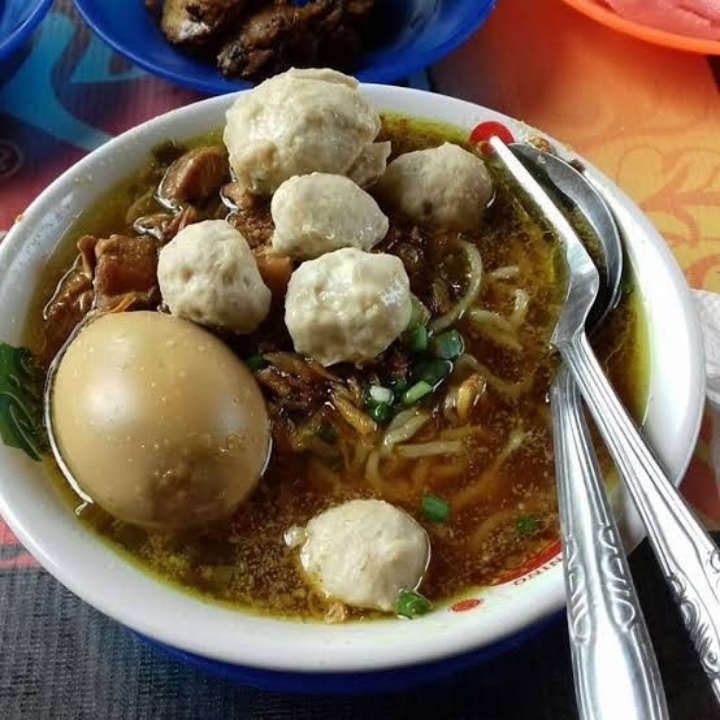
{"left": 290, "top": 499, "right": 430, "bottom": 612}
{"left": 223, "top": 68, "right": 387, "bottom": 195}
{"left": 378, "top": 142, "right": 494, "bottom": 231}
{"left": 271, "top": 173, "right": 389, "bottom": 260}
{"left": 158, "top": 219, "right": 271, "bottom": 334}
{"left": 284, "top": 247, "right": 412, "bottom": 366}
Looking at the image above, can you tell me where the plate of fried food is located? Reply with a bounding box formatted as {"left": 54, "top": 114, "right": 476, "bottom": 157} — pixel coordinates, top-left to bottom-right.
{"left": 72, "top": 0, "right": 497, "bottom": 94}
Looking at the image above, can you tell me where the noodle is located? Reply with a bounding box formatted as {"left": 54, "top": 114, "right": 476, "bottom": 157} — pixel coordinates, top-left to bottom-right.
{"left": 488, "top": 266, "right": 520, "bottom": 281}
{"left": 395, "top": 440, "right": 463, "bottom": 458}
{"left": 452, "top": 428, "right": 526, "bottom": 510}
{"left": 430, "top": 239, "right": 483, "bottom": 333}
{"left": 332, "top": 392, "right": 377, "bottom": 436}
{"left": 468, "top": 309, "right": 522, "bottom": 350}
{"left": 381, "top": 409, "right": 430, "bottom": 456}
{"left": 509, "top": 289, "right": 530, "bottom": 329}
{"left": 454, "top": 354, "right": 534, "bottom": 399}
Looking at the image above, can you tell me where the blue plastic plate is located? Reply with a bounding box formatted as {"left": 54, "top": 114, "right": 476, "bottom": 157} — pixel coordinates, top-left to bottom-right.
{"left": 72, "top": 0, "right": 497, "bottom": 95}
{"left": 0, "top": 0, "right": 52, "bottom": 62}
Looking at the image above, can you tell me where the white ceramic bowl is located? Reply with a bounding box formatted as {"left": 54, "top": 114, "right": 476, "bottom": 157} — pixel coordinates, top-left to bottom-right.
{"left": 0, "top": 86, "right": 705, "bottom": 678}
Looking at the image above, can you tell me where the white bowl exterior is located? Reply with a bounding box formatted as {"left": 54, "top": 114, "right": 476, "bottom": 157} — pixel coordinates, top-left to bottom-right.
{"left": 0, "top": 86, "right": 705, "bottom": 673}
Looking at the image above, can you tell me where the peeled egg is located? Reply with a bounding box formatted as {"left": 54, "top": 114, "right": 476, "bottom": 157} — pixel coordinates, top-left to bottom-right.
{"left": 50, "top": 311, "right": 270, "bottom": 530}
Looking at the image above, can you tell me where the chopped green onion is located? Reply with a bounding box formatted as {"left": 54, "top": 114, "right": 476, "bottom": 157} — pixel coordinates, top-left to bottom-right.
{"left": 396, "top": 589, "right": 433, "bottom": 619}
{"left": 516, "top": 514, "right": 540, "bottom": 536}
{"left": 391, "top": 378, "right": 410, "bottom": 398}
{"left": 431, "top": 330, "right": 465, "bottom": 360}
{"left": 422, "top": 493, "right": 451, "bottom": 524}
{"left": 403, "top": 324, "right": 428, "bottom": 353}
{"left": 245, "top": 354, "right": 268, "bottom": 371}
{"left": 317, "top": 423, "right": 338, "bottom": 444}
{"left": 401, "top": 380, "right": 433, "bottom": 406}
{"left": 412, "top": 358, "right": 452, "bottom": 387}
{"left": 369, "top": 402, "right": 393, "bottom": 424}
{"left": 409, "top": 296, "right": 431, "bottom": 327}
{"left": 369, "top": 385, "right": 394, "bottom": 405}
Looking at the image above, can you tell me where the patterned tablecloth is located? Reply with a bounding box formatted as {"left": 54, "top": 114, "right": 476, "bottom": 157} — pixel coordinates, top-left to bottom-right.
{"left": 1, "top": 1, "right": 719, "bottom": 718}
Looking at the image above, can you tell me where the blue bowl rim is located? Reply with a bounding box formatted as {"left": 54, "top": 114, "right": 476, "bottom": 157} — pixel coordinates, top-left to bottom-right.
{"left": 71, "top": 0, "right": 498, "bottom": 94}
{"left": 0, "top": 0, "right": 53, "bottom": 62}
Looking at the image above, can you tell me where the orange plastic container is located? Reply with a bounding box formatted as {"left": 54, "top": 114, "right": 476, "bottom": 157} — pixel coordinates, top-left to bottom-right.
{"left": 562, "top": 0, "right": 720, "bottom": 54}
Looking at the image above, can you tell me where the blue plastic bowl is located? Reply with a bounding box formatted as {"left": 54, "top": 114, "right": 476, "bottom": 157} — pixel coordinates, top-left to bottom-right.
{"left": 72, "top": 0, "right": 497, "bottom": 95}
{"left": 0, "top": 0, "right": 52, "bottom": 62}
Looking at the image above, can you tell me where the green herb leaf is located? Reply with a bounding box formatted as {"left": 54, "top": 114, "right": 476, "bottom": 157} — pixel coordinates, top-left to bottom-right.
{"left": 245, "top": 354, "right": 268, "bottom": 371}
{"left": 396, "top": 589, "right": 433, "bottom": 618}
{"left": 403, "top": 325, "right": 428, "bottom": 354}
{"left": 0, "top": 343, "right": 47, "bottom": 462}
{"left": 401, "top": 380, "right": 433, "bottom": 406}
{"left": 317, "top": 423, "right": 338, "bottom": 444}
{"left": 430, "top": 330, "right": 465, "bottom": 360}
{"left": 516, "top": 514, "right": 540, "bottom": 536}
{"left": 412, "top": 358, "right": 452, "bottom": 388}
{"left": 421, "top": 493, "right": 451, "bottom": 524}
{"left": 369, "top": 403, "right": 393, "bottom": 425}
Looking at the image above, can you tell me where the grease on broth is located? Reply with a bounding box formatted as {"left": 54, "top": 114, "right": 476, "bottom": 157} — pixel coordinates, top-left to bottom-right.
{"left": 29, "top": 115, "right": 648, "bottom": 621}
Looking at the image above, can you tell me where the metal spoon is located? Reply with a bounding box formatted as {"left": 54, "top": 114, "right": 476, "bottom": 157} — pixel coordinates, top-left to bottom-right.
{"left": 493, "top": 138, "right": 668, "bottom": 720}
{"left": 494, "top": 135, "right": 720, "bottom": 708}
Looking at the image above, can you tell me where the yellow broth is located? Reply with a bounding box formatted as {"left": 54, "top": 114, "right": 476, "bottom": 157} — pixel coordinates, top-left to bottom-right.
{"left": 27, "top": 116, "right": 648, "bottom": 621}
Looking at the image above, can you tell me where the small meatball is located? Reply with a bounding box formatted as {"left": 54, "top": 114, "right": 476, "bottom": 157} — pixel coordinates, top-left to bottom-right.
{"left": 271, "top": 173, "right": 388, "bottom": 260}
{"left": 157, "top": 146, "right": 229, "bottom": 208}
{"left": 378, "top": 143, "right": 494, "bottom": 231}
{"left": 158, "top": 219, "right": 271, "bottom": 334}
{"left": 292, "top": 499, "right": 430, "bottom": 612}
{"left": 347, "top": 141, "right": 391, "bottom": 188}
{"left": 223, "top": 68, "right": 381, "bottom": 195}
{"left": 285, "top": 247, "right": 412, "bottom": 366}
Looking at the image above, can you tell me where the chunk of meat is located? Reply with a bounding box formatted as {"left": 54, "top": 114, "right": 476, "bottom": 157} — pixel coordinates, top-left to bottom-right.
{"left": 225, "top": 201, "right": 274, "bottom": 248}
{"left": 157, "top": 146, "right": 229, "bottom": 208}
{"left": 252, "top": 246, "right": 293, "bottom": 299}
{"left": 77, "top": 234, "right": 98, "bottom": 278}
{"left": 94, "top": 235, "right": 160, "bottom": 310}
{"left": 220, "top": 181, "right": 259, "bottom": 211}
{"left": 160, "top": 0, "right": 245, "bottom": 45}
{"left": 41, "top": 258, "right": 94, "bottom": 365}
{"left": 134, "top": 206, "right": 199, "bottom": 244}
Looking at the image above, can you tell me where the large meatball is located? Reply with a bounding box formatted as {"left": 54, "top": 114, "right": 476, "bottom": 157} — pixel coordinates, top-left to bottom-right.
{"left": 378, "top": 142, "right": 494, "bottom": 230}
{"left": 271, "top": 173, "right": 389, "bottom": 260}
{"left": 158, "top": 219, "right": 271, "bottom": 334}
{"left": 50, "top": 311, "right": 271, "bottom": 530}
{"left": 284, "top": 247, "right": 412, "bottom": 366}
{"left": 289, "top": 499, "right": 430, "bottom": 612}
{"left": 223, "top": 68, "right": 387, "bottom": 195}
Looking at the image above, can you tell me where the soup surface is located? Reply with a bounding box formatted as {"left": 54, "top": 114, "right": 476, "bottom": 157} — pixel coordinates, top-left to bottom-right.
{"left": 27, "top": 115, "right": 647, "bottom": 622}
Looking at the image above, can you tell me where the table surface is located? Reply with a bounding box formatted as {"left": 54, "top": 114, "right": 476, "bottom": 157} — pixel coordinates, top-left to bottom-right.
{"left": 1, "top": 0, "right": 719, "bottom": 717}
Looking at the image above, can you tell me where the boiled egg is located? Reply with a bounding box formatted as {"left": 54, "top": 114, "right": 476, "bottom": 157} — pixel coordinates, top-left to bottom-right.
{"left": 50, "top": 311, "right": 270, "bottom": 530}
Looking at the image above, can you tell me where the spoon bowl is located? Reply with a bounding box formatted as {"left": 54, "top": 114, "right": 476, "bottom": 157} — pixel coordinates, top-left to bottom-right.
{"left": 509, "top": 145, "right": 623, "bottom": 331}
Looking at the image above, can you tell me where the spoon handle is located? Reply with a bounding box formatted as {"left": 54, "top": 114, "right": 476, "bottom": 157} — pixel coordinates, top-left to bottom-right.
{"left": 552, "top": 368, "right": 668, "bottom": 720}
{"left": 560, "top": 331, "right": 720, "bottom": 704}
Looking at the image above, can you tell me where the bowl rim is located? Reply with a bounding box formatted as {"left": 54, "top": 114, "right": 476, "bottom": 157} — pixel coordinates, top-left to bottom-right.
{"left": 0, "top": 0, "right": 53, "bottom": 62}
{"left": 561, "top": 0, "right": 720, "bottom": 55}
{"left": 0, "top": 84, "right": 706, "bottom": 673}
{"left": 70, "top": 0, "right": 498, "bottom": 94}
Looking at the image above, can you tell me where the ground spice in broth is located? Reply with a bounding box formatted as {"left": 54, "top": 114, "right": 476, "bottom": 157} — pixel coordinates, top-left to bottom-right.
{"left": 29, "top": 116, "right": 648, "bottom": 621}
